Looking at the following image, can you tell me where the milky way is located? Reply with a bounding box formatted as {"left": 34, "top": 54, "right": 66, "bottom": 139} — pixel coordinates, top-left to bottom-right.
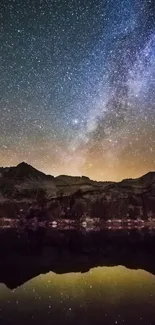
{"left": 1, "top": 0, "right": 155, "bottom": 180}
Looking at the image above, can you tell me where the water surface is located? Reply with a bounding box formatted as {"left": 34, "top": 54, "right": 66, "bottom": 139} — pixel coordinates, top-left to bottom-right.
{"left": 0, "top": 226, "right": 155, "bottom": 325}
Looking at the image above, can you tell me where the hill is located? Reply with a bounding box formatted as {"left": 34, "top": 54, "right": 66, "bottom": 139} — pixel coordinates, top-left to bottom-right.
{"left": 0, "top": 162, "right": 155, "bottom": 220}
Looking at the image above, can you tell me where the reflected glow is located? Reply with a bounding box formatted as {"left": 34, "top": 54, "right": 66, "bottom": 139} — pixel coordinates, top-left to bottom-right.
{"left": 1, "top": 266, "right": 155, "bottom": 298}
{"left": 0, "top": 266, "right": 155, "bottom": 324}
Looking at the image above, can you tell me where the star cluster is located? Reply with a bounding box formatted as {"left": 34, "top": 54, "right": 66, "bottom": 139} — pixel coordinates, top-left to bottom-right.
{"left": 1, "top": 0, "right": 155, "bottom": 180}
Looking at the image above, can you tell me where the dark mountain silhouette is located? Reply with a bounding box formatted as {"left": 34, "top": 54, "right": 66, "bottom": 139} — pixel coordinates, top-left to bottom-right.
{"left": 1, "top": 161, "right": 155, "bottom": 188}
{"left": 120, "top": 171, "right": 155, "bottom": 187}
{"left": 0, "top": 162, "right": 54, "bottom": 181}
{"left": 0, "top": 162, "right": 155, "bottom": 220}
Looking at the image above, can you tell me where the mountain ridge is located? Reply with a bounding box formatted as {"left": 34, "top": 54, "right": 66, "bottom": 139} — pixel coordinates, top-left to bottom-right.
{"left": 1, "top": 161, "right": 155, "bottom": 184}
{"left": 0, "top": 162, "right": 155, "bottom": 220}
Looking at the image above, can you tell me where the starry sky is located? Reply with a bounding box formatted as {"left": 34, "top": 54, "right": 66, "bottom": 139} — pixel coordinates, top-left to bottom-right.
{"left": 1, "top": 0, "right": 155, "bottom": 181}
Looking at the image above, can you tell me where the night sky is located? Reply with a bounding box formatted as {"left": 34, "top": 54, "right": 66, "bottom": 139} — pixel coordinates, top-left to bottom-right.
{"left": 1, "top": 0, "right": 155, "bottom": 181}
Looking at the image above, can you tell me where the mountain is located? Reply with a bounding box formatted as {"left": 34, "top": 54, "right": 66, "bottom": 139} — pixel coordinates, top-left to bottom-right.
{"left": 119, "top": 171, "right": 155, "bottom": 188}
{"left": 0, "top": 162, "right": 155, "bottom": 220}
{"left": 0, "top": 162, "right": 108, "bottom": 198}
{"left": 0, "top": 162, "right": 54, "bottom": 181}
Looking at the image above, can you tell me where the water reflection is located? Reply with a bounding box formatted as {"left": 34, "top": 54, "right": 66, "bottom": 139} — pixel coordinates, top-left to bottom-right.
{"left": 0, "top": 267, "right": 155, "bottom": 325}
{"left": 0, "top": 226, "right": 155, "bottom": 324}
{"left": 1, "top": 217, "right": 155, "bottom": 231}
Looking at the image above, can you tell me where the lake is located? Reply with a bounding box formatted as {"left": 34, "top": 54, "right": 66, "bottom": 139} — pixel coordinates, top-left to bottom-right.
{"left": 0, "top": 224, "right": 155, "bottom": 325}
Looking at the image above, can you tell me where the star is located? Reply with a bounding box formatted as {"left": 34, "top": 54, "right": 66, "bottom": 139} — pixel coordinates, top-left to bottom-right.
{"left": 0, "top": 0, "right": 155, "bottom": 181}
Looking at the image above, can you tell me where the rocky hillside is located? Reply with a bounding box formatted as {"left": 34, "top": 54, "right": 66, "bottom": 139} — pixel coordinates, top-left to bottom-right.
{"left": 0, "top": 162, "right": 155, "bottom": 220}
{"left": 0, "top": 162, "right": 108, "bottom": 199}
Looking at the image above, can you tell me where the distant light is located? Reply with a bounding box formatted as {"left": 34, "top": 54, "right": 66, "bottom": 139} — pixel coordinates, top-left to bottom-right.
{"left": 82, "top": 221, "right": 87, "bottom": 227}
{"left": 52, "top": 221, "right": 57, "bottom": 228}
{"left": 72, "top": 118, "right": 79, "bottom": 125}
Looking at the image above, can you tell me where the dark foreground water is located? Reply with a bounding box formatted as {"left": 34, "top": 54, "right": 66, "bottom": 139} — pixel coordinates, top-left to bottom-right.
{"left": 1, "top": 225, "right": 155, "bottom": 325}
